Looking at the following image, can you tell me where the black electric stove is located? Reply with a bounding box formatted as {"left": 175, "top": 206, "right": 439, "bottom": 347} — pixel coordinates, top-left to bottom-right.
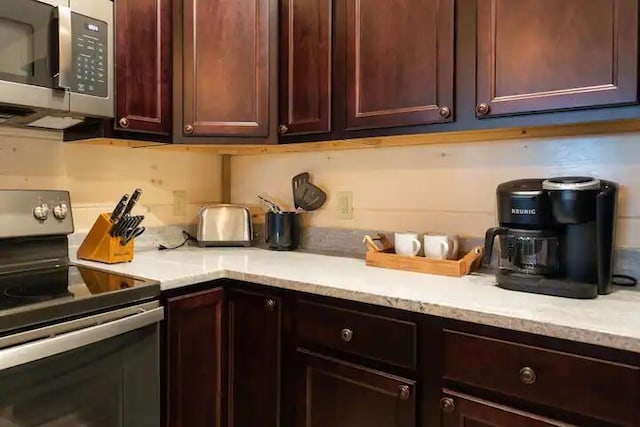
{"left": 0, "top": 189, "right": 159, "bottom": 335}
{"left": 0, "top": 264, "right": 159, "bottom": 335}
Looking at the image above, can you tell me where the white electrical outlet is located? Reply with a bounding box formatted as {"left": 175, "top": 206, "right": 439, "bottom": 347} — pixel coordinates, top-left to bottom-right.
{"left": 173, "top": 190, "right": 187, "bottom": 216}
{"left": 336, "top": 191, "right": 353, "bottom": 219}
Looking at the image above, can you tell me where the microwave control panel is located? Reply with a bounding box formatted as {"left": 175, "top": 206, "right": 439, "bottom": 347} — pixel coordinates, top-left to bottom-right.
{"left": 70, "top": 13, "right": 108, "bottom": 98}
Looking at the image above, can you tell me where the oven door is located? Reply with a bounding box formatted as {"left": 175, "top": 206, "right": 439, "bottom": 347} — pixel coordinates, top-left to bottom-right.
{"left": 0, "top": 0, "right": 70, "bottom": 112}
{"left": 0, "top": 302, "right": 163, "bottom": 427}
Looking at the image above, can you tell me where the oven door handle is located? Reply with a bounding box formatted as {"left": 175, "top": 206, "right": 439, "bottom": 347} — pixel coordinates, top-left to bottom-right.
{"left": 54, "top": 5, "right": 73, "bottom": 90}
{"left": 0, "top": 306, "right": 164, "bottom": 371}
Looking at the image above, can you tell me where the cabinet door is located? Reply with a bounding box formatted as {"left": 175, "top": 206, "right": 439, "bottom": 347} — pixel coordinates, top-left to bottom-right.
{"left": 166, "top": 288, "right": 224, "bottom": 427}
{"left": 344, "top": 0, "right": 454, "bottom": 130}
{"left": 295, "top": 351, "right": 416, "bottom": 427}
{"left": 441, "top": 392, "right": 568, "bottom": 427}
{"left": 228, "top": 291, "right": 281, "bottom": 427}
{"left": 182, "top": 0, "right": 269, "bottom": 137}
{"left": 279, "top": 0, "right": 332, "bottom": 137}
{"left": 476, "top": 0, "right": 638, "bottom": 117}
{"left": 115, "top": 0, "right": 171, "bottom": 134}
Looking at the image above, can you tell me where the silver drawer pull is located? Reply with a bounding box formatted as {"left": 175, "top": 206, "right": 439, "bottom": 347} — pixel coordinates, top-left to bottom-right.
{"left": 519, "top": 366, "right": 536, "bottom": 385}
{"left": 340, "top": 328, "right": 353, "bottom": 342}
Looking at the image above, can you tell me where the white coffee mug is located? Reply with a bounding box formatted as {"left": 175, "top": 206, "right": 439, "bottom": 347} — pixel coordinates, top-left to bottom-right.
{"left": 424, "top": 233, "right": 459, "bottom": 260}
{"left": 394, "top": 232, "right": 422, "bottom": 256}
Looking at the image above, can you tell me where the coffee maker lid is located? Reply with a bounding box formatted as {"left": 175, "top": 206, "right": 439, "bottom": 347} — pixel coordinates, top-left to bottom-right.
{"left": 497, "top": 179, "right": 545, "bottom": 195}
{"left": 542, "top": 176, "right": 600, "bottom": 191}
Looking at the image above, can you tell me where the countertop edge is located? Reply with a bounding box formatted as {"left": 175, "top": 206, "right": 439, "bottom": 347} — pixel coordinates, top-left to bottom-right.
{"left": 157, "top": 268, "right": 640, "bottom": 354}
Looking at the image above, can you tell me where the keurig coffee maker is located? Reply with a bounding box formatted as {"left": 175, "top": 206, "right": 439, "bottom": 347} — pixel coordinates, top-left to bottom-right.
{"left": 483, "top": 177, "right": 617, "bottom": 299}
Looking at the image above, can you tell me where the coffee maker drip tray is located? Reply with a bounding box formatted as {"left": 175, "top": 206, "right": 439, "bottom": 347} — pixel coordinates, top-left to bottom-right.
{"left": 496, "top": 272, "right": 598, "bottom": 299}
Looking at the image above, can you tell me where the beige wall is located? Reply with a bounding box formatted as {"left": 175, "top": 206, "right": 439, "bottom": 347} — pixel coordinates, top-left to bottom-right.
{"left": 0, "top": 128, "right": 221, "bottom": 232}
{"left": 232, "top": 132, "right": 640, "bottom": 248}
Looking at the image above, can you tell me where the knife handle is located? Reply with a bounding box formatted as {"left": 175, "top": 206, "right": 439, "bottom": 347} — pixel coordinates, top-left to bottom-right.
{"left": 134, "top": 215, "right": 144, "bottom": 229}
{"left": 122, "top": 215, "right": 144, "bottom": 238}
{"left": 121, "top": 188, "right": 142, "bottom": 217}
{"left": 110, "top": 194, "right": 129, "bottom": 224}
{"left": 112, "top": 216, "right": 131, "bottom": 237}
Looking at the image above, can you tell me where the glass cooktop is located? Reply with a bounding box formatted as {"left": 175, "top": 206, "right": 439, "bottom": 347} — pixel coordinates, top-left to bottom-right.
{"left": 0, "top": 264, "right": 160, "bottom": 335}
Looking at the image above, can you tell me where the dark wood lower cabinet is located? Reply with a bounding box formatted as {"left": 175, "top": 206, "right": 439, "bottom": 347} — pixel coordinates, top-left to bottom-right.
{"left": 227, "top": 290, "right": 281, "bottom": 427}
{"left": 442, "top": 330, "right": 639, "bottom": 426}
{"left": 295, "top": 350, "right": 416, "bottom": 427}
{"left": 166, "top": 288, "right": 225, "bottom": 427}
{"left": 441, "top": 391, "right": 567, "bottom": 427}
{"left": 164, "top": 283, "right": 640, "bottom": 427}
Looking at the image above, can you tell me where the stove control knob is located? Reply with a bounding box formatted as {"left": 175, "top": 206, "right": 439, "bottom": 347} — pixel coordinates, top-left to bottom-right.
{"left": 53, "top": 203, "right": 68, "bottom": 220}
{"left": 33, "top": 204, "right": 50, "bottom": 221}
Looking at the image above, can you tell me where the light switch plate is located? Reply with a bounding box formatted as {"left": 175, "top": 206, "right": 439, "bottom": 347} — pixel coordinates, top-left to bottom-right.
{"left": 173, "top": 190, "right": 187, "bottom": 216}
{"left": 336, "top": 191, "right": 353, "bottom": 220}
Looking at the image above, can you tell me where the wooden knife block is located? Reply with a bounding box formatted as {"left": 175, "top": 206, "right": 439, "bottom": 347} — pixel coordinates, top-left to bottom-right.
{"left": 77, "top": 213, "right": 134, "bottom": 264}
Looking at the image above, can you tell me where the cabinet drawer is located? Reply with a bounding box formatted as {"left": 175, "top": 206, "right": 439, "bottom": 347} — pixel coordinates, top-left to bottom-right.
{"left": 443, "top": 330, "right": 639, "bottom": 426}
{"left": 296, "top": 300, "right": 417, "bottom": 369}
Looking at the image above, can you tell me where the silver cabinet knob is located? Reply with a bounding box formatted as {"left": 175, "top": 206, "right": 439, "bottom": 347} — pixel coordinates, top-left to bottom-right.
{"left": 278, "top": 124, "right": 288, "bottom": 135}
{"left": 519, "top": 367, "right": 536, "bottom": 385}
{"left": 33, "top": 204, "right": 50, "bottom": 221}
{"left": 184, "top": 124, "right": 194, "bottom": 134}
{"left": 52, "top": 203, "right": 68, "bottom": 220}
{"left": 340, "top": 328, "right": 353, "bottom": 342}
{"left": 398, "top": 385, "right": 410, "bottom": 400}
{"left": 438, "top": 106, "right": 451, "bottom": 118}
{"left": 265, "top": 298, "right": 276, "bottom": 311}
{"left": 476, "top": 103, "right": 490, "bottom": 116}
{"left": 118, "top": 117, "right": 129, "bottom": 128}
{"left": 440, "top": 397, "right": 455, "bottom": 413}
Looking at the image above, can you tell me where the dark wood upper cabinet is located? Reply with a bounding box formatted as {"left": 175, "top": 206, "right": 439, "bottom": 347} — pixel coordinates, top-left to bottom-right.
{"left": 343, "top": 0, "right": 454, "bottom": 130}
{"left": 441, "top": 391, "right": 567, "bottom": 427}
{"left": 279, "top": 0, "right": 332, "bottom": 137}
{"left": 166, "top": 288, "right": 224, "bottom": 427}
{"left": 228, "top": 290, "right": 281, "bottom": 427}
{"left": 476, "top": 0, "right": 639, "bottom": 117}
{"left": 181, "top": 0, "right": 270, "bottom": 137}
{"left": 295, "top": 351, "right": 416, "bottom": 427}
{"left": 115, "top": 0, "right": 171, "bottom": 135}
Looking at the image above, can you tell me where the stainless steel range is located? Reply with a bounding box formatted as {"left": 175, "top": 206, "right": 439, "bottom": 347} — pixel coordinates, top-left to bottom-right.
{"left": 0, "top": 190, "right": 162, "bottom": 427}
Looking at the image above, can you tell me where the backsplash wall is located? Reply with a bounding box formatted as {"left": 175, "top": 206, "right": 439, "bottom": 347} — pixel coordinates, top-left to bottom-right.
{"left": 232, "top": 132, "right": 640, "bottom": 249}
{"left": 0, "top": 128, "right": 221, "bottom": 233}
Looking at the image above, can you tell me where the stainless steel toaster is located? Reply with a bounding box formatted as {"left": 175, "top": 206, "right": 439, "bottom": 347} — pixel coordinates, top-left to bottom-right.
{"left": 197, "top": 204, "right": 253, "bottom": 247}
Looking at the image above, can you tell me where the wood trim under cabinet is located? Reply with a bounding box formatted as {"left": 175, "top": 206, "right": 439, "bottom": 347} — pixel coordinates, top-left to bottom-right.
{"left": 77, "top": 118, "right": 640, "bottom": 154}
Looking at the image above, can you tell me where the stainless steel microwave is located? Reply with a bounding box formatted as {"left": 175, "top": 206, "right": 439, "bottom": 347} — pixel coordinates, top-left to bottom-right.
{"left": 0, "top": 0, "right": 113, "bottom": 129}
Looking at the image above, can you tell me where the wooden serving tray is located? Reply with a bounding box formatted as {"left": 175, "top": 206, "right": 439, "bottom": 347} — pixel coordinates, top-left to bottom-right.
{"left": 364, "top": 234, "right": 483, "bottom": 277}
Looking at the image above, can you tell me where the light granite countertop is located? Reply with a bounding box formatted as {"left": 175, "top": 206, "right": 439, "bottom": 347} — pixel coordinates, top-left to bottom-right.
{"left": 71, "top": 247, "right": 640, "bottom": 353}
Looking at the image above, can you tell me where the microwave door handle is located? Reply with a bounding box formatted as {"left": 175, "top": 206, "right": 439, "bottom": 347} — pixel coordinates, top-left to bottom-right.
{"left": 0, "top": 306, "right": 164, "bottom": 372}
{"left": 54, "top": 5, "right": 72, "bottom": 90}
